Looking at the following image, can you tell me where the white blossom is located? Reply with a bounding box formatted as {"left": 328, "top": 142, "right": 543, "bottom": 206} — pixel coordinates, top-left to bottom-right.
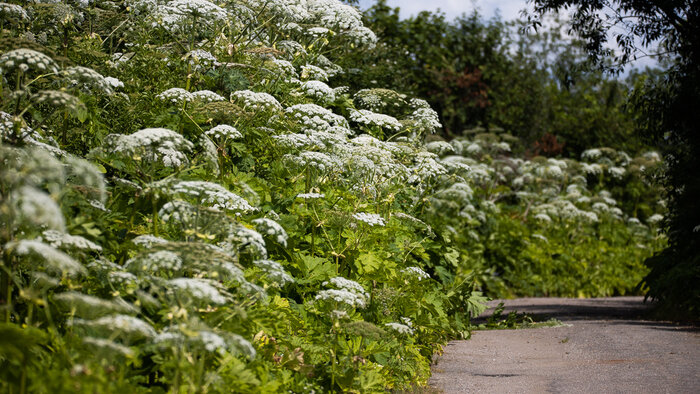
{"left": 82, "top": 337, "right": 134, "bottom": 357}
{"left": 425, "top": 141, "right": 454, "bottom": 156}
{"left": 385, "top": 322, "right": 414, "bottom": 335}
{"left": 300, "top": 80, "right": 335, "bottom": 102}
{"left": 285, "top": 151, "right": 340, "bottom": 172}
{"left": 231, "top": 90, "right": 282, "bottom": 112}
{"left": 168, "top": 278, "right": 227, "bottom": 305}
{"left": 409, "top": 107, "right": 441, "bottom": 134}
{"left": 206, "top": 124, "right": 242, "bottom": 140}
{"left": 62, "top": 66, "right": 114, "bottom": 95}
{"left": 54, "top": 292, "right": 137, "bottom": 318}
{"left": 349, "top": 109, "right": 402, "bottom": 131}
{"left": 40, "top": 230, "right": 102, "bottom": 252}
{"left": 352, "top": 212, "right": 385, "bottom": 226}
{"left": 0, "top": 48, "right": 59, "bottom": 74}
{"left": 300, "top": 64, "right": 329, "bottom": 81}
{"left": 286, "top": 103, "right": 348, "bottom": 130}
{"left": 157, "top": 87, "right": 192, "bottom": 104}
{"left": 7, "top": 239, "right": 84, "bottom": 276}
{"left": 296, "top": 192, "right": 325, "bottom": 199}
{"left": 103, "top": 128, "right": 194, "bottom": 168}
{"left": 402, "top": 266, "right": 430, "bottom": 281}
{"left": 72, "top": 314, "right": 156, "bottom": 341}
{"left": 0, "top": 3, "right": 29, "bottom": 21}
{"left": 125, "top": 250, "right": 183, "bottom": 274}
{"left": 252, "top": 218, "right": 288, "bottom": 246}
{"left": 10, "top": 185, "right": 65, "bottom": 231}
{"left": 253, "top": 259, "right": 294, "bottom": 286}
{"left": 150, "top": 0, "right": 228, "bottom": 33}
{"left": 165, "top": 180, "right": 255, "bottom": 214}
{"left": 315, "top": 289, "right": 366, "bottom": 308}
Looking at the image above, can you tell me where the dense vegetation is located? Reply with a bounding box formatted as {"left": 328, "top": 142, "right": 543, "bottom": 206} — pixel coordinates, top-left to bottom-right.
{"left": 526, "top": 0, "right": 700, "bottom": 320}
{"left": 0, "top": 0, "right": 667, "bottom": 392}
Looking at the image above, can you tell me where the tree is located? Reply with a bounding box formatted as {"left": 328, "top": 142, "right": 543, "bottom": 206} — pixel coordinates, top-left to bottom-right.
{"left": 527, "top": 0, "right": 700, "bottom": 319}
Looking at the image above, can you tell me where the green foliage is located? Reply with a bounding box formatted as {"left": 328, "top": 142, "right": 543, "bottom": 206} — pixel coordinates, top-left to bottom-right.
{"left": 0, "top": 1, "right": 669, "bottom": 392}
{"left": 527, "top": 0, "right": 700, "bottom": 321}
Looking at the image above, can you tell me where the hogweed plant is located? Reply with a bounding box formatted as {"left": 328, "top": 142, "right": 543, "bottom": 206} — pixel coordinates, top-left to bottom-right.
{"left": 0, "top": 0, "right": 665, "bottom": 392}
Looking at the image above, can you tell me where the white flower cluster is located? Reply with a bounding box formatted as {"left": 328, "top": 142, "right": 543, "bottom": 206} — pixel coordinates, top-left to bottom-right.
{"left": 245, "top": 0, "right": 309, "bottom": 22}
{"left": 155, "top": 326, "right": 255, "bottom": 358}
{"left": 40, "top": 230, "right": 102, "bottom": 252}
{"left": 349, "top": 109, "right": 402, "bottom": 132}
{"left": 402, "top": 266, "right": 430, "bottom": 281}
{"left": 581, "top": 162, "right": 603, "bottom": 175}
{"left": 608, "top": 166, "right": 626, "bottom": 179}
{"left": 300, "top": 80, "right": 335, "bottom": 103}
{"left": 186, "top": 49, "right": 216, "bottom": 68}
{"left": 345, "top": 26, "right": 378, "bottom": 48}
{"left": 82, "top": 337, "right": 134, "bottom": 357}
{"left": 253, "top": 259, "right": 294, "bottom": 286}
{"left": 286, "top": 103, "right": 348, "bottom": 130}
{"left": 411, "top": 151, "right": 448, "bottom": 181}
{"left": 425, "top": 141, "right": 454, "bottom": 156}
{"left": 168, "top": 277, "right": 227, "bottom": 305}
{"left": 205, "top": 124, "right": 243, "bottom": 141}
{"left": 316, "top": 276, "right": 368, "bottom": 309}
{"left": 252, "top": 218, "right": 288, "bottom": 247}
{"left": 533, "top": 199, "right": 599, "bottom": 223}
{"left": 62, "top": 66, "right": 114, "bottom": 95}
{"left": 269, "top": 58, "right": 297, "bottom": 78}
{"left": 231, "top": 90, "right": 282, "bottom": 112}
{"left": 384, "top": 322, "right": 414, "bottom": 335}
{"left": 285, "top": 151, "right": 340, "bottom": 172}
{"left": 150, "top": 0, "right": 228, "bottom": 33}
{"left": 307, "top": 0, "right": 362, "bottom": 31}
{"left": 582, "top": 148, "right": 602, "bottom": 160}
{"left": 166, "top": 180, "right": 255, "bottom": 214}
{"left": 277, "top": 40, "right": 307, "bottom": 59}
{"left": 192, "top": 90, "right": 225, "bottom": 103}
{"left": 352, "top": 212, "right": 385, "bottom": 227}
{"left": 0, "top": 116, "right": 43, "bottom": 144}
{"left": 307, "top": 26, "right": 331, "bottom": 38}
{"left": 125, "top": 250, "right": 183, "bottom": 274}
{"left": 296, "top": 192, "right": 325, "bottom": 200}
{"left": 10, "top": 185, "right": 66, "bottom": 231}
{"left": 493, "top": 142, "right": 511, "bottom": 152}
{"left": 222, "top": 224, "right": 268, "bottom": 259}
{"left": 647, "top": 214, "right": 664, "bottom": 225}
{"left": 104, "top": 128, "right": 194, "bottom": 168}
{"left": 0, "top": 3, "right": 29, "bottom": 21}
{"left": 131, "top": 234, "right": 169, "bottom": 247}
{"left": 157, "top": 87, "right": 192, "bottom": 104}
{"left": 31, "top": 90, "right": 85, "bottom": 113}
{"left": 300, "top": 64, "right": 329, "bottom": 81}
{"left": 158, "top": 200, "right": 197, "bottom": 225}
{"left": 71, "top": 314, "right": 156, "bottom": 342}
{"left": 53, "top": 292, "right": 137, "bottom": 318}
{"left": 6, "top": 239, "right": 85, "bottom": 277}
{"left": 0, "top": 48, "right": 59, "bottom": 74}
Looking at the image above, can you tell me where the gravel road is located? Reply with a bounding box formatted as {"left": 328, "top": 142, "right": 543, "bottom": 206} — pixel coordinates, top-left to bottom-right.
{"left": 429, "top": 297, "right": 700, "bottom": 393}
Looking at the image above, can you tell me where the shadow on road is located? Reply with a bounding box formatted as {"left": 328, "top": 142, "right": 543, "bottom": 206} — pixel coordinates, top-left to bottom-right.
{"left": 474, "top": 296, "right": 655, "bottom": 323}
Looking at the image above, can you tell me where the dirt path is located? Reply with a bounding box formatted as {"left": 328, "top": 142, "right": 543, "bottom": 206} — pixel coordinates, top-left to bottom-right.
{"left": 429, "top": 297, "right": 700, "bottom": 393}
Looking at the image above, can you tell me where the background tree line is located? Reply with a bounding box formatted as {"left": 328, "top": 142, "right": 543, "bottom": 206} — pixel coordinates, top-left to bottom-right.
{"left": 338, "top": 0, "right": 657, "bottom": 158}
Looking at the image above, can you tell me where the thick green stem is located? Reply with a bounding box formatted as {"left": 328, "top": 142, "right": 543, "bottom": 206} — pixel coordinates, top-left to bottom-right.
{"left": 152, "top": 197, "right": 159, "bottom": 236}
{"left": 3, "top": 271, "right": 10, "bottom": 323}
